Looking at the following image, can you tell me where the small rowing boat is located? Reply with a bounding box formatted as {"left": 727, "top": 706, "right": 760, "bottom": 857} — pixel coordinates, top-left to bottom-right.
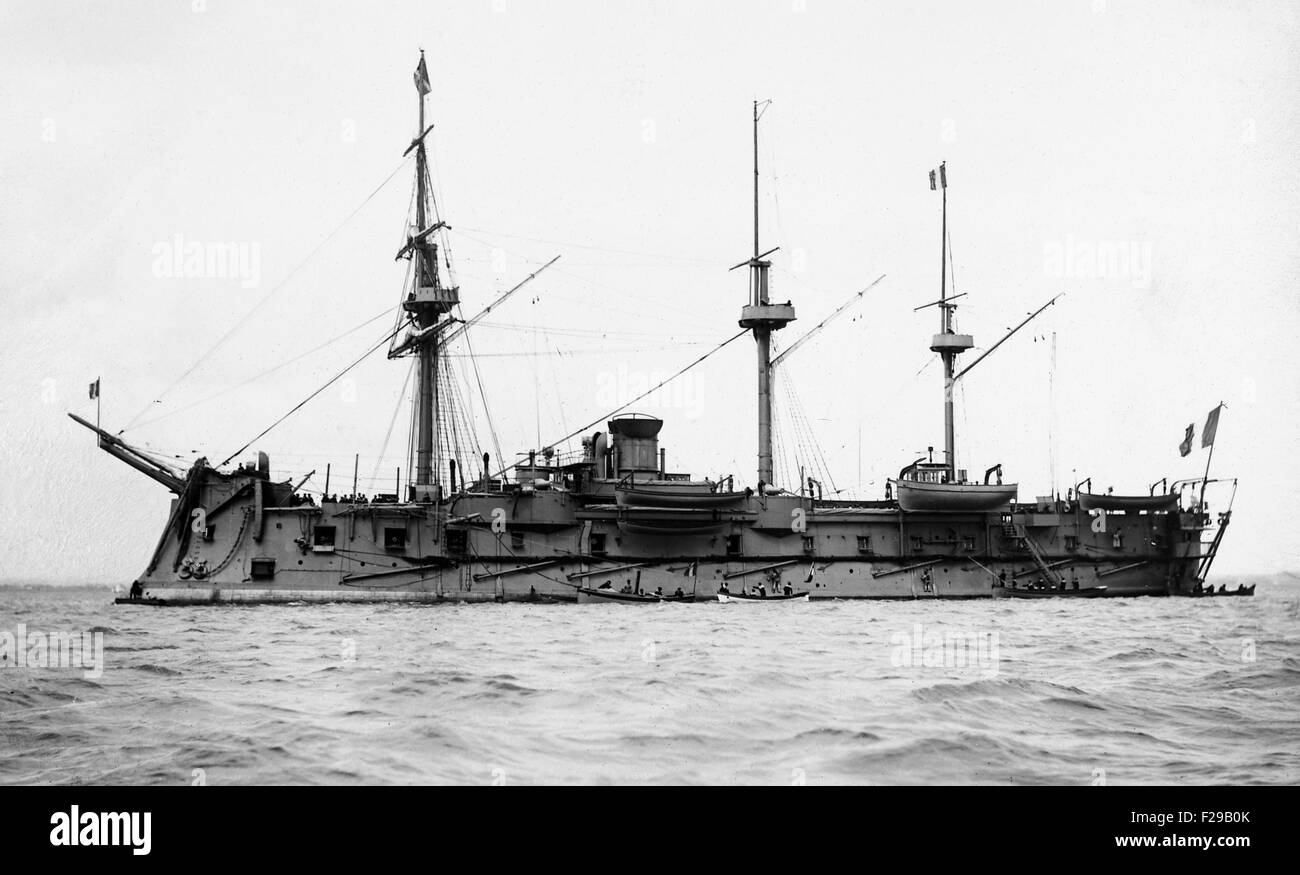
{"left": 576, "top": 586, "right": 694, "bottom": 604}
{"left": 1190, "top": 583, "right": 1255, "bottom": 597}
{"left": 995, "top": 584, "right": 1108, "bottom": 599}
{"left": 717, "top": 590, "right": 809, "bottom": 603}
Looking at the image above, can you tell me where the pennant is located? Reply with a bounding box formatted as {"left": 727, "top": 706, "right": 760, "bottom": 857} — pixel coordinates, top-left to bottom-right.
{"left": 413, "top": 55, "right": 431, "bottom": 96}
{"left": 804, "top": 563, "right": 815, "bottom": 584}
{"left": 939, "top": 163, "right": 947, "bottom": 188}
{"left": 1201, "top": 404, "right": 1221, "bottom": 449}
{"left": 684, "top": 561, "right": 697, "bottom": 578}
{"left": 1178, "top": 423, "right": 1194, "bottom": 457}
{"left": 88, "top": 379, "right": 99, "bottom": 400}
{"left": 929, "top": 169, "right": 937, "bottom": 191}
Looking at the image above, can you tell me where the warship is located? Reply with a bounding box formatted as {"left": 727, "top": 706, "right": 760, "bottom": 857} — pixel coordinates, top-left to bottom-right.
{"left": 74, "top": 55, "right": 1238, "bottom": 605}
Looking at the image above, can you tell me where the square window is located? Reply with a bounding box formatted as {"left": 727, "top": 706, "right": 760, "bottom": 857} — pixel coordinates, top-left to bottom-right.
{"left": 250, "top": 557, "right": 276, "bottom": 579}
{"left": 590, "top": 533, "right": 607, "bottom": 556}
{"left": 384, "top": 527, "right": 406, "bottom": 550}
{"left": 856, "top": 535, "right": 872, "bottom": 553}
{"left": 726, "top": 535, "right": 742, "bottom": 556}
{"left": 511, "top": 531, "right": 525, "bottom": 550}
{"left": 446, "top": 529, "right": 468, "bottom": 555}
{"left": 802, "top": 536, "right": 815, "bottom": 553}
{"left": 312, "top": 525, "right": 336, "bottom": 552}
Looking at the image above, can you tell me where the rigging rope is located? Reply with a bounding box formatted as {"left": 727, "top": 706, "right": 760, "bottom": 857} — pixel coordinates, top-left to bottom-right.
{"left": 218, "top": 322, "right": 406, "bottom": 468}
{"left": 123, "top": 155, "right": 414, "bottom": 432}
{"left": 491, "top": 327, "right": 750, "bottom": 478}
{"left": 129, "top": 305, "right": 399, "bottom": 432}
{"left": 450, "top": 225, "right": 717, "bottom": 265}
{"left": 946, "top": 225, "right": 958, "bottom": 299}
{"left": 461, "top": 327, "right": 504, "bottom": 480}
{"left": 449, "top": 228, "right": 720, "bottom": 333}
{"left": 366, "top": 358, "right": 415, "bottom": 497}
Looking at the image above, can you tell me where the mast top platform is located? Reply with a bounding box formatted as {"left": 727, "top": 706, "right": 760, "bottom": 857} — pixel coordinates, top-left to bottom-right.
{"left": 930, "top": 332, "right": 973, "bottom": 354}
{"left": 740, "top": 302, "right": 796, "bottom": 330}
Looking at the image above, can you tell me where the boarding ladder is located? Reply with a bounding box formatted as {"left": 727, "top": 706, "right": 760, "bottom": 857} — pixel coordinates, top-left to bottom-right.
{"left": 1018, "top": 528, "right": 1068, "bottom": 589}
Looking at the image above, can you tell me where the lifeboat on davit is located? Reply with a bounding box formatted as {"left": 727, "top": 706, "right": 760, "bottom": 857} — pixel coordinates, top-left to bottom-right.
{"left": 1077, "top": 491, "right": 1179, "bottom": 512}
{"left": 892, "top": 459, "right": 1018, "bottom": 512}
{"left": 615, "top": 481, "right": 747, "bottom": 509}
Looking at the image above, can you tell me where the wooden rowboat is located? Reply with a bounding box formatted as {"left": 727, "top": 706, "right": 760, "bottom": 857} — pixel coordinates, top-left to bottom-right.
{"left": 576, "top": 586, "right": 694, "bottom": 604}
{"left": 1191, "top": 583, "right": 1255, "bottom": 597}
{"left": 996, "top": 584, "right": 1108, "bottom": 599}
{"left": 717, "top": 590, "right": 809, "bottom": 603}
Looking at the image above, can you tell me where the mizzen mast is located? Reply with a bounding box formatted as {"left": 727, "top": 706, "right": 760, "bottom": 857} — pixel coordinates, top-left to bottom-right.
{"left": 733, "top": 99, "right": 794, "bottom": 489}
{"left": 393, "top": 50, "right": 459, "bottom": 501}
{"left": 926, "top": 162, "right": 973, "bottom": 479}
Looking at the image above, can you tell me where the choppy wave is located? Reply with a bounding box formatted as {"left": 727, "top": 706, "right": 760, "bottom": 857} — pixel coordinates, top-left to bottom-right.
{"left": 0, "top": 577, "right": 1297, "bottom": 785}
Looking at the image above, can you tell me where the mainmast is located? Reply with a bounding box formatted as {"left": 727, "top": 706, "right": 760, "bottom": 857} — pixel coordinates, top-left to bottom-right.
{"left": 927, "top": 162, "right": 972, "bottom": 479}
{"left": 734, "top": 100, "right": 794, "bottom": 490}
{"left": 395, "top": 51, "right": 458, "bottom": 500}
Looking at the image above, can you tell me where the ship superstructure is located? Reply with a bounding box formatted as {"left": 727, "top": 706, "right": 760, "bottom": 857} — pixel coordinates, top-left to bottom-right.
{"left": 73, "top": 56, "right": 1237, "bottom": 604}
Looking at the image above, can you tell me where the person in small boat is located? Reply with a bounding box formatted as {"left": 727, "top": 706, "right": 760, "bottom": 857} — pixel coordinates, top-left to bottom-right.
{"left": 783, "top": 584, "right": 793, "bottom": 596}
{"left": 598, "top": 581, "right": 613, "bottom": 590}
{"left": 673, "top": 587, "right": 684, "bottom": 598}
{"left": 654, "top": 586, "right": 663, "bottom": 596}
{"left": 718, "top": 582, "right": 730, "bottom": 594}
{"left": 129, "top": 580, "right": 143, "bottom": 601}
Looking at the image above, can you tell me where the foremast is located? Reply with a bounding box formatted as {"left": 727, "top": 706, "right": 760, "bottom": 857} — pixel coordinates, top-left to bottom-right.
{"left": 735, "top": 100, "right": 794, "bottom": 490}
{"left": 392, "top": 50, "right": 458, "bottom": 501}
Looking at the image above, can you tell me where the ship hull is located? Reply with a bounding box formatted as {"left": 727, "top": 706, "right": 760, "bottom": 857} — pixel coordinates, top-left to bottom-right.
{"left": 116, "top": 466, "right": 1218, "bottom": 605}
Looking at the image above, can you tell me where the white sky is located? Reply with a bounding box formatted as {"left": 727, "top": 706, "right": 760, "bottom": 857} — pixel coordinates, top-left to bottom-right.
{"left": 2, "top": 0, "right": 1297, "bottom": 582}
